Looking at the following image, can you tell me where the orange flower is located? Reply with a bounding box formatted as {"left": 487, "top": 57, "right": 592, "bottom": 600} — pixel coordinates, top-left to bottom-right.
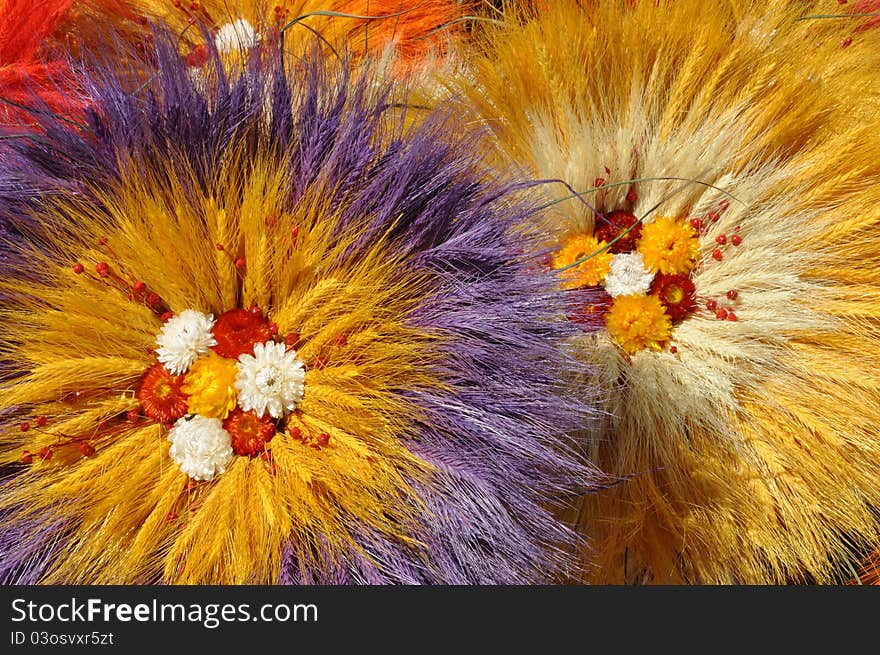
{"left": 137, "top": 363, "right": 189, "bottom": 423}
{"left": 211, "top": 308, "right": 273, "bottom": 359}
{"left": 182, "top": 352, "right": 239, "bottom": 419}
{"left": 637, "top": 217, "right": 701, "bottom": 275}
{"left": 605, "top": 294, "right": 672, "bottom": 354}
{"left": 223, "top": 408, "right": 276, "bottom": 456}
{"left": 553, "top": 233, "right": 613, "bottom": 289}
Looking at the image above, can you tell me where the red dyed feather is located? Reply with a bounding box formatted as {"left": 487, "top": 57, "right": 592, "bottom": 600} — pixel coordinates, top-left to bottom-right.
{"left": 854, "top": 0, "right": 880, "bottom": 32}
{"left": 0, "top": 0, "right": 72, "bottom": 61}
{"left": 0, "top": 0, "right": 80, "bottom": 127}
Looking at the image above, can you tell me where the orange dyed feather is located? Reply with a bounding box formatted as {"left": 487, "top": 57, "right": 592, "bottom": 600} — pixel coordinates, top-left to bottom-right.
{"left": 333, "top": 0, "right": 468, "bottom": 61}
{"left": 852, "top": 549, "right": 880, "bottom": 585}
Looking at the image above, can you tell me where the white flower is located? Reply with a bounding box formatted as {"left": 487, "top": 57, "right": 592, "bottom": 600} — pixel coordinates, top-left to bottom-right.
{"left": 235, "top": 341, "right": 306, "bottom": 419}
{"left": 214, "top": 19, "right": 259, "bottom": 54}
{"left": 167, "top": 415, "right": 233, "bottom": 481}
{"left": 603, "top": 252, "right": 655, "bottom": 298}
{"left": 155, "top": 309, "right": 217, "bottom": 374}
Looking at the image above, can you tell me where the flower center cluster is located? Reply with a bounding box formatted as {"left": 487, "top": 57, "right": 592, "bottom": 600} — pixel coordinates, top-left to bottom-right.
{"left": 137, "top": 307, "right": 306, "bottom": 480}
{"left": 256, "top": 365, "right": 282, "bottom": 394}
{"left": 554, "top": 204, "right": 741, "bottom": 355}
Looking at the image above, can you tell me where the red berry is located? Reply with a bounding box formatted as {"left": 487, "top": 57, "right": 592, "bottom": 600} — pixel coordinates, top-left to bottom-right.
{"left": 235, "top": 257, "right": 247, "bottom": 270}
{"left": 95, "top": 262, "right": 110, "bottom": 277}
{"left": 79, "top": 442, "right": 96, "bottom": 457}
{"left": 72, "top": 263, "right": 85, "bottom": 274}
{"left": 184, "top": 44, "right": 209, "bottom": 68}
{"left": 708, "top": 211, "right": 720, "bottom": 223}
{"left": 706, "top": 299, "right": 718, "bottom": 311}
{"left": 669, "top": 346, "right": 678, "bottom": 354}
{"left": 21, "top": 450, "right": 33, "bottom": 464}
{"left": 731, "top": 234, "right": 742, "bottom": 246}
{"left": 715, "top": 308, "right": 728, "bottom": 320}
{"left": 719, "top": 199, "right": 730, "bottom": 211}
{"left": 248, "top": 305, "right": 262, "bottom": 316}
{"left": 20, "top": 421, "right": 30, "bottom": 432}
{"left": 268, "top": 323, "right": 279, "bottom": 336}
{"left": 38, "top": 447, "right": 52, "bottom": 460}
{"left": 594, "top": 177, "right": 606, "bottom": 187}
{"left": 215, "top": 243, "right": 225, "bottom": 251}
{"left": 289, "top": 427, "right": 303, "bottom": 441}
{"left": 35, "top": 415, "right": 47, "bottom": 427}
{"left": 716, "top": 235, "right": 727, "bottom": 245}
{"left": 126, "top": 409, "right": 140, "bottom": 423}
{"left": 133, "top": 281, "right": 147, "bottom": 293}
{"left": 626, "top": 190, "right": 638, "bottom": 203}
{"left": 317, "top": 433, "right": 330, "bottom": 447}
{"left": 711, "top": 248, "right": 723, "bottom": 261}
{"left": 689, "top": 218, "right": 702, "bottom": 230}
{"left": 161, "top": 311, "right": 174, "bottom": 322}
{"left": 727, "top": 312, "right": 738, "bottom": 322}
{"left": 726, "top": 289, "right": 739, "bottom": 301}
{"left": 285, "top": 332, "right": 300, "bottom": 346}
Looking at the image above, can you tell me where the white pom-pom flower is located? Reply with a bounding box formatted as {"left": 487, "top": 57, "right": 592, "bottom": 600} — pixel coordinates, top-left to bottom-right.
{"left": 155, "top": 309, "right": 217, "bottom": 374}
{"left": 603, "top": 252, "right": 655, "bottom": 298}
{"left": 235, "top": 341, "right": 306, "bottom": 419}
{"left": 214, "top": 19, "right": 259, "bottom": 54}
{"left": 167, "top": 415, "right": 233, "bottom": 481}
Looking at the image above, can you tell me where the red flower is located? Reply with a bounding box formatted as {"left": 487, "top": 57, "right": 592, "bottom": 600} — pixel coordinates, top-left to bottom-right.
{"left": 224, "top": 408, "right": 276, "bottom": 456}
{"left": 211, "top": 308, "right": 273, "bottom": 359}
{"left": 137, "top": 363, "right": 189, "bottom": 423}
{"left": 650, "top": 273, "right": 696, "bottom": 322}
{"left": 593, "top": 210, "right": 642, "bottom": 254}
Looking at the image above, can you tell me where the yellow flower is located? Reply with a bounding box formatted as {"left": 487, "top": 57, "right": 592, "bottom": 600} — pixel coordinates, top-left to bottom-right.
{"left": 182, "top": 351, "right": 239, "bottom": 419}
{"left": 637, "top": 217, "right": 701, "bottom": 275}
{"left": 553, "top": 233, "right": 613, "bottom": 289}
{"left": 605, "top": 294, "right": 672, "bottom": 354}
